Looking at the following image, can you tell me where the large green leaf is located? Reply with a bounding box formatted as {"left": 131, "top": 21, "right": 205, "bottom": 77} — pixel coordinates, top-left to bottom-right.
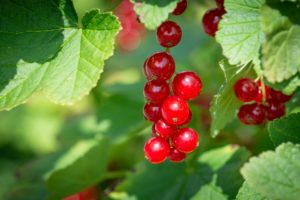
{"left": 113, "top": 145, "right": 250, "bottom": 200}
{"left": 268, "top": 113, "right": 300, "bottom": 146}
{"left": 190, "top": 184, "right": 228, "bottom": 200}
{"left": 236, "top": 182, "right": 269, "bottom": 200}
{"left": 131, "top": 0, "right": 179, "bottom": 30}
{"left": 0, "top": 0, "right": 120, "bottom": 111}
{"left": 241, "top": 143, "right": 300, "bottom": 200}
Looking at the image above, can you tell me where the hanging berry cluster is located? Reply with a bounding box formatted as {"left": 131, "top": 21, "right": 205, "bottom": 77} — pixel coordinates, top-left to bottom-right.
{"left": 234, "top": 78, "right": 293, "bottom": 125}
{"left": 142, "top": 0, "right": 202, "bottom": 164}
{"left": 202, "top": 0, "right": 225, "bottom": 37}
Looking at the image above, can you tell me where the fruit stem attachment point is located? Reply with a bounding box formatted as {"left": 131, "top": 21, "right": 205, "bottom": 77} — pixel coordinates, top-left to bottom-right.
{"left": 165, "top": 48, "right": 170, "bottom": 53}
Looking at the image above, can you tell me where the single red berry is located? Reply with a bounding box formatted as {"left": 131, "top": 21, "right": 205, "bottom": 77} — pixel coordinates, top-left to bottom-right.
{"left": 64, "top": 187, "right": 97, "bottom": 200}
{"left": 172, "top": 71, "right": 202, "bottom": 100}
{"left": 215, "top": 0, "right": 224, "bottom": 8}
{"left": 161, "top": 96, "right": 190, "bottom": 125}
{"left": 143, "top": 102, "right": 161, "bottom": 122}
{"left": 143, "top": 58, "right": 151, "bottom": 79}
{"left": 152, "top": 124, "right": 158, "bottom": 137}
{"left": 254, "top": 81, "right": 271, "bottom": 103}
{"left": 144, "top": 137, "right": 170, "bottom": 164}
{"left": 169, "top": 148, "right": 186, "bottom": 163}
{"left": 172, "top": 0, "right": 187, "bottom": 15}
{"left": 178, "top": 109, "right": 192, "bottom": 126}
{"left": 154, "top": 119, "right": 176, "bottom": 138}
{"left": 157, "top": 21, "right": 182, "bottom": 48}
{"left": 202, "top": 8, "right": 225, "bottom": 37}
{"left": 234, "top": 78, "right": 258, "bottom": 102}
{"left": 269, "top": 89, "right": 293, "bottom": 103}
{"left": 145, "top": 52, "right": 175, "bottom": 81}
{"left": 265, "top": 100, "right": 286, "bottom": 121}
{"left": 172, "top": 128, "right": 199, "bottom": 153}
{"left": 238, "top": 103, "right": 266, "bottom": 125}
{"left": 144, "top": 80, "right": 170, "bottom": 103}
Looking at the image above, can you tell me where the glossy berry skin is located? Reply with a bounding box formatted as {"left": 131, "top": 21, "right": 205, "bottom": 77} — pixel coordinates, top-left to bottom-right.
{"left": 145, "top": 52, "right": 175, "bottom": 81}
{"left": 144, "top": 80, "right": 170, "bottom": 103}
{"left": 157, "top": 21, "right": 182, "bottom": 48}
{"left": 234, "top": 78, "right": 259, "bottom": 102}
{"left": 270, "top": 89, "right": 293, "bottom": 103}
{"left": 202, "top": 8, "right": 225, "bottom": 37}
{"left": 215, "top": 0, "right": 224, "bottom": 8}
{"left": 255, "top": 81, "right": 270, "bottom": 103}
{"left": 143, "top": 58, "right": 151, "bottom": 79}
{"left": 169, "top": 148, "right": 186, "bottom": 163}
{"left": 144, "top": 137, "right": 170, "bottom": 164}
{"left": 152, "top": 124, "right": 158, "bottom": 137}
{"left": 64, "top": 187, "right": 97, "bottom": 200}
{"left": 238, "top": 103, "right": 266, "bottom": 125}
{"left": 178, "top": 109, "right": 192, "bottom": 126}
{"left": 143, "top": 102, "right": 161, "bottom": 122}
{"left": 172, "top": 0, "right": 187, "bottom": 15}
{"left": 161, "top": 96, "right": 190, "bottom": 125}
{"left": 265, "top": 100, "right": 286, "bottom": 121}
{"left": 172, "top": 128, "right": 199, "bottom": 153}
{"left": 154, "top": 119, "right": 176, "bottom": 138}
{"left": 172, "top": 71, "right": 202, "bottom": 100}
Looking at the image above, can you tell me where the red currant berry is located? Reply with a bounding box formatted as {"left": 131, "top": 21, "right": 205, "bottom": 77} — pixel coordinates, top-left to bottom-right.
{"left": 161, "top": 96, "right": 190, "bottom": 125}
{"left": 270, "top": 89, "right": 293, "bottom": 103}
{"left": 143, "top": 102, "right": 161, "bottom": 122}
{"left": 238, "top": 103, "right": 266, "bottom": 125}
{"left": 154, "top": 119, "right": 176, "bottom": 138}
{"left": 144, "top": 137, "right": 170, "bottom": 164}
{"left": 169, "top": 148, "right": 186, "bottom": 163}
{"left": 172, "top": 71, "right": 202, "bottom": 100}
{"left": 145, "top": 52, "right": 175, "bottom": 81}
{"left": 265, "top": 100, "right": 286, "bottom": 121}
{"left": 215, "top": 0, "right": 224, "bottom": 8}
{"left": 172, "top": 0, "right": 187, "bottom": 15}
{"left": 234, "top": 78, "right": 258, "bottom": 102}
{"left": 202, "top": 8, "right": 225, "bottom": 37}
{"left": 157, "top": 21, "right": 182, "bottom": 48}
{"left": 178, "top": 109, "right": 192, "bottom": 126}
{"left": 172, "top": 128, "right": 199, "bottom": 153}
{"left": 254, "top": 81, "right": 271, "bottom": 103}
{"left": 143, "top": 58, "right": 151, "bottom": 80}
{"left": 144, "top": 80, "right": 170, "bottom": 103}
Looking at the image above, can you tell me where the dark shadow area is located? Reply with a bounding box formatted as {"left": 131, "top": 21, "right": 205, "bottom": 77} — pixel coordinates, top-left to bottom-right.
{"left": 133, "top": 0, "right": 178, "bottom": 7}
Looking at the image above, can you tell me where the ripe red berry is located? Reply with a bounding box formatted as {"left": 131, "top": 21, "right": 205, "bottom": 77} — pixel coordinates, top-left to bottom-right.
{"left": 215, "top": 0, "right": 224, "bottom": 8}
{"left": 265, "top": 100, "right": 286, "bottom": 121}
{"left": 145, "top": 52, "right": 175, "bottom": 81}
{"left": 172, "top": 0, "right": 187, "bottom": 15}
{"left": 64, "top": 187, "right": 97, "bottom": 200}
{"left": 157, "top": 21, "right": 182, "bottom": 48}
{"left": 172, "top": 71, "right": 202, "bottom": 100}
{"left": 234, "top": 78, "right": 258, "bottom": 102}
{"left": 172, "top": 128, "right": 199, "bottom": 153}
{"left": 144, "top": 137, "right": 170, "bottom": 164}
{"left": 270, "top": 89, "right": 293, "bottom": 103}
{"left": 154, "top": 119, "right": 176, "bottom": 138}
{"left": 238, "top": 103, "right": 266, "bottom": 125}
{"left": 178, "top": 109, "right": 192, "bottom": 126}
{"left": 255, "top": 81, "right": 270, "bottom": 103}
{"left": 143, "top": 102, "right": 161, "bottom": 122}
{"left": 169, "top": 148, "right": 186, "bottom": 163}
{"left": 144, "top": 80, "right": 170, "bottom": 103}
{"left": 161, "top": 96, "right": 190, "bottom": 125}
{"left": 143, "top": 58, "right": 151, "bottom": 79}
{"left": 202, "top": 8, "right": 225, "bottom": 37}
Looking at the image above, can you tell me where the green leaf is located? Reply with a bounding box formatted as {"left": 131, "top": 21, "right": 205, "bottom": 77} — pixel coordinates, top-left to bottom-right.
{"left": 190, "top": 184, "right": 228, "bottom": 200}
{"left": 268, "top": 113, "right": 300, "bottom": 146}
{"left": 216, "top": 0, "right": 265, "bottom": 68}
{"left": 131, "top": 0, "right": 179, "bottom": 30}
{"left": 0, "top": 0, "right": 120, "bottom": 111}
{"left": 236, "top": 182, "right": 270, "bottom": 200}
{"left": 241, "top": 143, "right": 300, "bottom": 200}
{"left": 115, "top": 145, "right": 250, "bottom": 200}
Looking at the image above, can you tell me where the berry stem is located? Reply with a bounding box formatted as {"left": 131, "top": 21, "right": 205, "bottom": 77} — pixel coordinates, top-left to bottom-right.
{"left": 166, "top": 47, "right": 170, "bottom": 53}
{"left": 260, "top": 76, "right": 267, "bottom": 104}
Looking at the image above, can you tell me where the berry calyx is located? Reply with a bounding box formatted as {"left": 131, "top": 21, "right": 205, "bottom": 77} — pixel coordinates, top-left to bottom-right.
{"left": 154, "top": 119, "right": 176, "bottom": 138}
{"left": 144, "top": 52, "right": 175, "bottom": 81}
{"left": 172, "top": 128, "right": 199, "bottom": 153}
{"left": 202, "top": 8, "right": 225, "bottom": 37}
{"left": 234, "top": 78, "right": 259, "bottom": 102}
{"left": 144, "top": 137, "right": 170, "bottom": 164}
{"left": 265, "top": 100, "right": 286, "bottom": 121}
{"left": 143, "top": 102, "right": 161, "bottom": 122}
{"left": 172, "top": 71, "right": 202, "bottom": 100}
{"left": 270, "top": 89, "right": 293, "bottom": 103}
{"left": 169, "top": 148, "right": 186, "bottom": 163}
{"left": 157, "top": 21, "right": 182, "bottom": 48}
{"left": 143, "top": 80, "right": 170, "bottom": 103}
{"left": 238, "top": 103, "right": 266, "bottom": 125}
{"left": 254, "top": 81, "right": 270, "bottom": 103}
{"left": 172, "top": 0, "right": 187, "bottom": 16}
{"left": 161, "top": 96, "right": 190, "bottom": 125}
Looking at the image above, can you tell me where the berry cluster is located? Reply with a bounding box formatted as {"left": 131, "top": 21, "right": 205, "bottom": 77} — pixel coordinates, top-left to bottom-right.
{"left": 234, "top": 78, "right": 293, "bottom": 125}
{"left": 202, "top": 0, "right": 225, "bottom": 37}
{"left": 143, "top": 1, "right": 202, "bottom": 164}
